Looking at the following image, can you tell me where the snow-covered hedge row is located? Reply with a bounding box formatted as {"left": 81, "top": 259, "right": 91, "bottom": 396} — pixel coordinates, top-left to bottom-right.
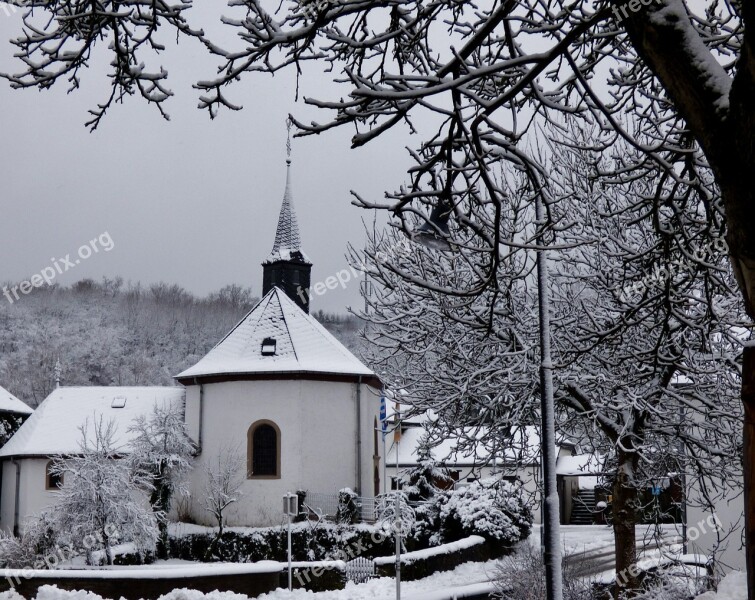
{"left": 168, "top": 523, "right": 395, "bottom": 563}
{"left": 412, "top": 478, "right": 533, "bottom": 553}
{"left": 374, "top": 535, "right": 492, "bottom": 581}
{"left": 374, "top": 535, "right": 485, "bottom": 566}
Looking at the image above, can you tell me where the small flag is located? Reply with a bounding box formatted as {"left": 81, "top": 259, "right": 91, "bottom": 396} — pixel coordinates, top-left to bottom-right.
{"left": 379, "top": 396, "right": 387, "bottom": 440}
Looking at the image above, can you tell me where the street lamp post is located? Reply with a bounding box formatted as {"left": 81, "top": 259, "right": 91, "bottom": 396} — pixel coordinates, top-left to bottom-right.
{"left": 534, "top": 194, "right": 563, "bottom": 600}
{"left": 410, "top": 188, "right": 563, "bottom": 600}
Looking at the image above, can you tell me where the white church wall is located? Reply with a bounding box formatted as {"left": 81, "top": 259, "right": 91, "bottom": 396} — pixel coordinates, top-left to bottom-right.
{"left": 184, "top": 384, "right": 201, "bottom": 446}
{"left": 0, "top": 460, "right": 14, "bottom": 533}
{"left": 0, "top": 458, "right": 57, "bottom": 534}
{"left": 357, "top": 383, "right": 383, "bottom": 498}
{"left": 185, "top": 378, "right": 381, "bottom": 527}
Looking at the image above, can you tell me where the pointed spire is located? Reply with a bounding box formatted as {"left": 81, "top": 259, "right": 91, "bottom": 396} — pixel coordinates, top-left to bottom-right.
{"left": 265, "top": 119, "right": 309, "bottom": 264}
{"left": 269, "top": 160, "right": 303, "bottom": 258}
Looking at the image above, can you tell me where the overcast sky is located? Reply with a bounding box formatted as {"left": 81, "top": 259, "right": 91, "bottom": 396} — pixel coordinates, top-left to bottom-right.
{"left": 0, "top": 5, "right": 415, "bottom": 313}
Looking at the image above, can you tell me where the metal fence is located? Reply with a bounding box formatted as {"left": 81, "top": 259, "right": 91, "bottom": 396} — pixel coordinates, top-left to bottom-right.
{"left": 344, "top": 557, "right": 377, "bottom": 583}
{"left": 302, "top": 492, "right": 379, "bottom": 522}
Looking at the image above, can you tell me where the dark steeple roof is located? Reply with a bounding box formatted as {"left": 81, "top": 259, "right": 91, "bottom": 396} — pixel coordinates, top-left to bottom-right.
{"left": 264, "top": 160, "right": 311, "bottom": 265}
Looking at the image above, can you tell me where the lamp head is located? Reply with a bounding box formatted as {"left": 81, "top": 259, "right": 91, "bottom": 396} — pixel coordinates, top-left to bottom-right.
{"left": 410, "top": 200, "right": 452, "bottom": 251}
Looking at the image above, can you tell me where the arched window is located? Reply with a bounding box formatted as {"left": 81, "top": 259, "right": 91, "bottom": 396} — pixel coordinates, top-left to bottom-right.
{"left": 247, "top": 420, "right": 281, "bottom": 479}
{"left": 45, "top": 460, "right": 63, "bottom": 490}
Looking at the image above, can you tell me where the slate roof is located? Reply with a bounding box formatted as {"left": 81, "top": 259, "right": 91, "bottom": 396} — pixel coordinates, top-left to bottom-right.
{"left": 264, "top": 160, "right": 311, "bottom": 265}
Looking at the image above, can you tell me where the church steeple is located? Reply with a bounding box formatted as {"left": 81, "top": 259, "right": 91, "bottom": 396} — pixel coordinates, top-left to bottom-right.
{"left": 262, "top": 157, "right": 312, "bottom": 313}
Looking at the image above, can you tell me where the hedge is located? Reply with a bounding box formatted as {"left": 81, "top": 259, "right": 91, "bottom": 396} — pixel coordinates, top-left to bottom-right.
{"left": 168, "top": 523, "right": 395, "bottom": 564}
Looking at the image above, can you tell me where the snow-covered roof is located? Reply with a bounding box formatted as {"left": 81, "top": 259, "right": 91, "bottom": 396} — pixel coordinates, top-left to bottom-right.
{"left": 555, "top": 453, "right": 604, "bottom": 476}
{"left": 263, "top": 160, "right": 311, "bottom": 265}
{"left": 176, "top": 287, "right": 376, "bottom": 382}
{"left": 0, "top": 386, "right": 185, "bottom": 458}
{"left": 385, "top": 424, "right": 565, "bottom": 468}
{"left": 0, "top": 385, "right": 32, "bottom": 415}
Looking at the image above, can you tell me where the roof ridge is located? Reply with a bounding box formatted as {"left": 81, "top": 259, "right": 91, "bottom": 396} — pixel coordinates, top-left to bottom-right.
{"left": 202, "top": 289, "right": 276, "bottom": 356}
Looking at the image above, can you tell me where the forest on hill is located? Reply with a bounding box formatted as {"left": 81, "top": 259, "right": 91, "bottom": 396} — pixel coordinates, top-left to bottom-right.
{"left": 0, "top": 278, "right": 367, "bottom": 407}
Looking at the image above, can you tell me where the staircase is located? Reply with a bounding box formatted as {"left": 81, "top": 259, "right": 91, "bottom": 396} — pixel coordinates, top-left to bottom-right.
{"left": 570, "top": 489, "right": 596, "bottom": 525}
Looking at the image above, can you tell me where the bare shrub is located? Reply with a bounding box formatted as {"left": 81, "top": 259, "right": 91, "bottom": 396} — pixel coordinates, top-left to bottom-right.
{"left": 494, "top": 543, "right": 596, "bottom": 600}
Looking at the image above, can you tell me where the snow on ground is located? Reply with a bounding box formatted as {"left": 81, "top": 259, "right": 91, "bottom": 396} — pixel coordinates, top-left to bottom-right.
{"left": 528, "top": 523, "right": 679, "bottom": 556}
{"left": 255, "top": 559, "right": 502, "bottom": 600}
{"left": 0, "top": 560, "right": 503, "bottom": 600}
{"left": 694, "top": 571, "right": 746, "bottom": 600}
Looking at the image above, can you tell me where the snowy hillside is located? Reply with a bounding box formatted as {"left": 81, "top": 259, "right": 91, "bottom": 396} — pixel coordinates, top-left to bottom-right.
{"left": 0, "top": 279, "right": 366, "bottom": 407}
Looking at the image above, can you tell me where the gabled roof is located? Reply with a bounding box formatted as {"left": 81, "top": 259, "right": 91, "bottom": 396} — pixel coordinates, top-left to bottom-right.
{"left": 263, "top": 160, "right": 311, "bottom": 265}
{"left": 176, "top": 287, "right": 376, "bottom": 384}
{"left": 0, "top": 386, "right": 185, "bottom": 458}
{"left": 0, "top": 385, "right": 32, "bottom": 415}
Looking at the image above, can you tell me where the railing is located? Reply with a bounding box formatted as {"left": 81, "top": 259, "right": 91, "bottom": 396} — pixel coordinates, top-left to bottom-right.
{"left": 302, "top": 493, "right": 379, "bottom": 523}
{"left": 344, "top": 557, "right": 377, "bottom": 583}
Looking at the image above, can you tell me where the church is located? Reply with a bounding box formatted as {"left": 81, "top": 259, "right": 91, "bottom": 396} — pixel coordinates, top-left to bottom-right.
{"left": 0, "top": 159, "right": 384, "bottom": 533}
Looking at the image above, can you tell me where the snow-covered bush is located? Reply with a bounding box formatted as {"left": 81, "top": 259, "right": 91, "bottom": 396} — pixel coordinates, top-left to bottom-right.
{"left": 0, "top": 513, "right": 58, "bottom": 569}
{"left": 169, "top": 522, "right": 395, "bottom": 563}
{"left": 0, "top": 414, "right": 24, "bottom": 447}
{"left": 335, "top": 488, "right": 359, "bottom": 525}
{"left": 437, "top": 478, "right": 532, "bottom": 550}
{"left": 376, "top": 490, "right": 416, "bottom": 534}
{"left": 410, "top": 494, "right": 444, "bottom": 547}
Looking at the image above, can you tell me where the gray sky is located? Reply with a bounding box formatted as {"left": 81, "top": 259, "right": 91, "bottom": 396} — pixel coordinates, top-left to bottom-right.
{"left": 0, "top": 5, "right": 413, "bottom": 313}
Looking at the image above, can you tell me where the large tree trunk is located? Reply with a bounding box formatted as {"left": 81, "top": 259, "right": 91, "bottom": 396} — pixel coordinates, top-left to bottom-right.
{"left": 151, "top": 464, "right": 172, "bottom": 560}
{"left": 744, "top": 347, "right": 755, "bottom": 597}
{"left": 613, "top": 452, "right": 640, "bottom": 598}
{"left": 624, "top": 5, "right": 755, "bottom": 596}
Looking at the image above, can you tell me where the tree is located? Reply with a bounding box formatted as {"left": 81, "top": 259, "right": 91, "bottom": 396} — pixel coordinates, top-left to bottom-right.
{"left": 354, "top": 131, "right": 744, "bottom": 595}
{"left": 0, "top": 414, "right": 24, "bottom": 447}
{"left": 49, "top": 416, "right": 158, "bottom": 565}
{"left": 3, "top": 0, "right": 755, "bottom": 592}
{"left": 202, "top": 445, "right": 244, "bottom": 559}
{"left": 401, "top": 435, "right": 454, "bottom": 502}
{"left": 128, "top": 402, "right": 195, "bottom": 559}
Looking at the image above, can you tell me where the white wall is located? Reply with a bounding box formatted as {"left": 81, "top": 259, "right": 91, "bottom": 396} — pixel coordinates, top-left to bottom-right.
{"left": 686, "top": 480, "right": 745, "bottom": 573}
{"left": 185, "top": 378, "right": 381, "bottom": 527}
{"left": 0, "top": 458, "right": 59, "bottom": 534}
